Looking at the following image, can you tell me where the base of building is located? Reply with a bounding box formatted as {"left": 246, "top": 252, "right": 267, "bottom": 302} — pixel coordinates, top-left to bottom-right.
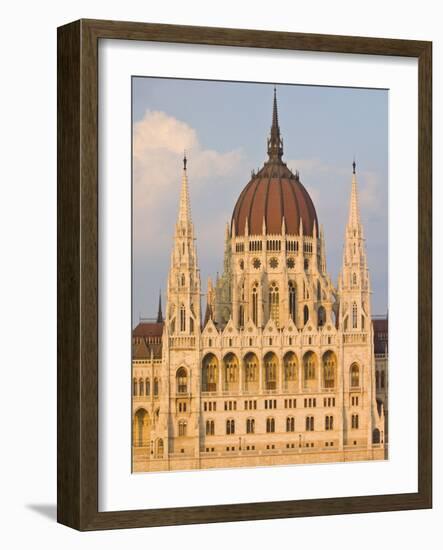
{"left": 133, "top": 445, "right": 387, "bottom": 473}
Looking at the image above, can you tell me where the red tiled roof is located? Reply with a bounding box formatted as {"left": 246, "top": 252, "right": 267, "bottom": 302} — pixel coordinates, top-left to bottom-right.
{"left": 373, "top": 317, "right": 388, "bottom": 354}
{"left": 133, "top": 322, "right": 164, "bottom": 338}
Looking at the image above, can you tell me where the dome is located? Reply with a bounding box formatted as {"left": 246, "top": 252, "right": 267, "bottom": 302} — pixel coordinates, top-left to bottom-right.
{"left": 231, "top": 89, "right": 318, "bottom": 237}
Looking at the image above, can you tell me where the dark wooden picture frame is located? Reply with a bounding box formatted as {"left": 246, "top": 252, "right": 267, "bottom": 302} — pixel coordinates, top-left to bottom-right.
{"left": 57, "top": 19, "right": 432, "bottom": 531}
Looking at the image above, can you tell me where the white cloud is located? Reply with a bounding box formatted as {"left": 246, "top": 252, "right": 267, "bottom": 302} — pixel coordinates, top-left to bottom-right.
{"left": 133, "top": 110, "right": 244, "bottom": 255}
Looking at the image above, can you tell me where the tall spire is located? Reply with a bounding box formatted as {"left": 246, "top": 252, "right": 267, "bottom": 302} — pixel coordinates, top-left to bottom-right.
{"left": 178, "top": 153, "right": 191, "bottom": 226}
{"left": 348, "top": 160, "right": 361, "bottom": 229}
{"left": 267, "top": 86, "right": 284, "bottom": 162}
{"left": 156, "top": 290, "right": 163, "bottom": 323}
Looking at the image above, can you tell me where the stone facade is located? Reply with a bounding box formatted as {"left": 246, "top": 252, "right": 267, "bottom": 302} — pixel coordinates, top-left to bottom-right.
{"left": 132, "top": 91, "right": 387, "bottom": 472}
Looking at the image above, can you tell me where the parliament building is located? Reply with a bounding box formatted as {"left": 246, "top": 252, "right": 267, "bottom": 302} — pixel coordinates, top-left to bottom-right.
{"left": 132, "top": 90, "right": 388, "bottom": 472}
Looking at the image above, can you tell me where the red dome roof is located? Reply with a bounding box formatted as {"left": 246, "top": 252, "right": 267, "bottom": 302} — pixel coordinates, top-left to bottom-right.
{"left": 231, "top": 162, "right": 318, "bottom": 237}
{"left": 231, "top": 88, "right": 318, "bottom": 237}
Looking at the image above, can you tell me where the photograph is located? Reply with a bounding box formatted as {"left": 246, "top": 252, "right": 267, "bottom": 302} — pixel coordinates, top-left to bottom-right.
{"left": 131, "top": 77, "right": 389, "bottom": 473}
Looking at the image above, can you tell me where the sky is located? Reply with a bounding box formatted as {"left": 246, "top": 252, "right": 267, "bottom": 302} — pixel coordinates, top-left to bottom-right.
{"left": 132, "top": 77, "right": 388, "bottom": 326}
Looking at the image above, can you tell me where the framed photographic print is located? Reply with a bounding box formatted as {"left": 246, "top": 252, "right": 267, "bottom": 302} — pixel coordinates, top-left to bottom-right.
{"left": 57, "top": 19, "right": 432, "bottom": 530}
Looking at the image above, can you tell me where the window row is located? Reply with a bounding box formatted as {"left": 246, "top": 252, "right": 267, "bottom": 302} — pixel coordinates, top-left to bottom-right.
{"left": 202, "top": 416, "right": 342, "bottom": 436}
{"left": 133, "top": 377, "right": 159, "bottom": 397}
{"left": 199, "top": 352, "right": 360, "bottom": 392}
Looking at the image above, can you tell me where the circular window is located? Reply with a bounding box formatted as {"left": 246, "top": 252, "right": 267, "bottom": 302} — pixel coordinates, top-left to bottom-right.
{"left": 252, "top": 258, "right": 261, "bottom": 269}
{"left": 286, "top": 257, "right": 295, "bottom": 269}
{"left": 269, "top": 257, "right": 279, "bottom": 269}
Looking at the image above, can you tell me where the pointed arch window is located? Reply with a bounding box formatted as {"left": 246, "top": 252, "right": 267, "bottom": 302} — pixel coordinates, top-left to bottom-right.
{"left": 145, "top": 378, "right": 150, "bottom": 396}
{"left": 269, "top": 282, "right": 279, "bottom": 326}
{"left": 289, "top": 281, "right": 297, "bottom": 323}
{"left": 178, "top": 420, "right": 187, "bottom": 436}
{"left": 246, "top": 418, "right": 255, "bottom": 434}
{"left": 206, "top": 420, "right": 215, "bottom": 436}
{"left": 181, "top": 273, "right": 185, "bottom": 287}
{"left": 350, "top": 364, "right": 360, "bottom": 388}
{"left": 286, "top": 416, "right": 295, "bottom": 432}
{"left": 266, "top": 417, "right": 275, "bottom": 433}
{"left": 352, "top": 272, "right": 357, "bottom": 286}
{"left": 252, "top": 283, "right": 258, "bottom": 326}
{"left": 133, "top": 378, "right": 138, "bottom": 396}
{"left": 176, "top": 368, "right": 188, "bottom": 394}
{"left": 239, "top": 304, "right": 244, "bottom": 328}
{"left": 180, "top": 304, "right": 186, "bottom": 332}
{"left": 154, "top": 377, "right": 159, "bottom": 397}
{"left": 139, "top": 378, "right": 144, "bottom": 396}
{"left": 303, "top": 305, "right": 309, "bottom": 325}
{"left": 318, "top": 306, "right": 326, "bottom": 327}
{"left": 352, "top": 302, "right": 358, "bottom": 329}
{"left": 226, "top": 419, "right": 235, "bottom": 435}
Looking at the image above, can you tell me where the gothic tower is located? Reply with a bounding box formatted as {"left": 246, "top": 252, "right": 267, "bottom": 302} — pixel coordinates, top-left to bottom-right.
{"left": 338, "top": 162, "right": 380, "bottom": 447}
{"left": 338, "top": 161, "right": 371, "bottom": 332}
{"left": 163, "top": 155, "right": 202, "bottom": 457}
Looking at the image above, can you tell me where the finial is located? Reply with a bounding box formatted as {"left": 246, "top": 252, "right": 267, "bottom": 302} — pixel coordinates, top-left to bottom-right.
{"left": 267, "top": 86, "right": 283, "bottom": 161}
{"left": 183, "top": 151, "right": 187, "bottom": 171}
{"left": 156, "top": 289, "right": 163, "bottom": 323}
{"left": 352, "top": 157, "right": 356, "bottom": 174}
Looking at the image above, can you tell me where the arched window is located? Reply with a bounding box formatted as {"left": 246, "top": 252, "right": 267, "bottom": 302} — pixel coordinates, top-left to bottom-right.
{"left": 180, "top": 304, "right": 186, "bottom": 332}
{"left": 226, "top": 419, "right": 235, "bottom": 435}
{"left": 269, "top": 282, "right": 279, "bottom": 326}
{"left": 145, "top": 378, "right": 150, "bottom": 396}
{"left": 304, "top": 258, "right": 309, "bottom": 271}
{"left": 303, "top": 305, "right": 309, "bottom": 325}
{"left": 133, "top": 409, "right": 149, "bottom": 447}
{"left": 325, "top": 415, "right": 334, "bottom": 430}
{"left": 286, "top": 416, "right": 295, "bottom": 432}
{"left": 239, "top": 304, "right": 244, "bottom": 328}
{"left": 223, "top": 353, "right": 239, "bottom": 389}
{"left": 351, "top": 414, "right": 359, "bottom": 429}
{"left": 206, "top": 420, "right": 215, "bottom": 436}
{"left": 139, "top": 378, "right": 144, "bottom": 396}
{"left": 266, "top": 417, "right": 275, "bottom": 433}
{"left": 178, "top": 420, "right": 187, "bottom": 436}
{"left": 176, "top": 367, "right": 188, "bottom": 394}
{"left": 288, "top": 281, "right": 297, "bottom": 323}
{"left": 305, "top": 416, "right": 314, "bottom": 431}
{"left": 190, "top": 316, "right": 194, "bottom": 333}
{"left": 318, "top": 306, "right": 326, "bottom": 327}
{"left": 244, "top": 352, "right": 258, "bottom": 390}
{"left": 373, "top": 428, "right": 381, "bottom": 444}
{"left": 133, "top": 378, "right": 138, "bottom": 396}
{"left": 352, "top": 272, "right": 357, "bottom": 286}
{"left": 350, "top": 364, "right": 360, "bottom": 388}
{"left": 252, "top": 283, "right": 258, "bottom": 326}
{"left": 322, "top": 351, "right": 336, "bottom": 389}
{"left": 153, "top": 377, "right": 159, "bottom": 396}
{"left": 180, "top": 273, "right": 185, "bottom": 286}
{"left": 157, "top": 438, "right": 164, "bottom": 457}
{"left": 246, "top": 418, "right": 255, "bottom": 434}
{"left": 303, "top": 351, "right": 317, "bottom": 382}
{"left": 264, "top": 352, "right": 278, "bottom": 390}
{"left": 317, "top": 281, "right": 321, "bottom": 301}
{"left": 283, "top": 352, "right": 297, "bottom": 383}
{"left": 352, "top": 302, "right": 358, "bottom": 329}
{"left": 202, "top": 353, "right": 218, "bottom": 392}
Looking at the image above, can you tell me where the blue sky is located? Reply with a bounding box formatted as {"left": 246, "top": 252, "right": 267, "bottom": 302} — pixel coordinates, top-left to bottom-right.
{"left": 132, "top": 77, "right": 388, "bottom": 325}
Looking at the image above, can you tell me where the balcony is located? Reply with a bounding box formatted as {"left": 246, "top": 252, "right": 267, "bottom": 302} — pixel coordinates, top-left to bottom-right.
{"left": 169, "top": 336, "right": 196, "bottom": 349}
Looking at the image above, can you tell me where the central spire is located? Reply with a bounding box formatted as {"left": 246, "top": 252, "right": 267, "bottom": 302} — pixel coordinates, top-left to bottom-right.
{"left": 267, "top": 86, "right": 284, "bottom": 162}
